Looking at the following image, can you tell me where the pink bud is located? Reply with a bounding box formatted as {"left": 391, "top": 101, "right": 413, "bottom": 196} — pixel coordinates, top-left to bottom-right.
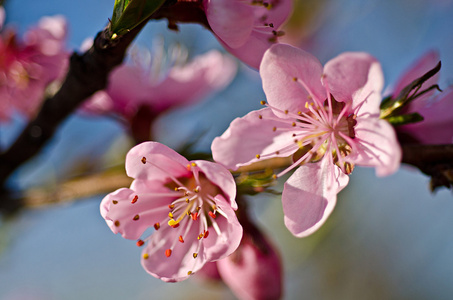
{"left": 216, "top": 228, "right": 283, "bottom": 300}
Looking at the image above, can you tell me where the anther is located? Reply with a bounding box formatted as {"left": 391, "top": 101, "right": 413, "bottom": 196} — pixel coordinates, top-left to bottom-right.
{"left": 191, "top": 162, "right": 197, "bottom": 167}
{"left": 292, "top": 122, "right": 296, "bottom": 127}
{"left": 196, "top": 207, "right": 201, "bottom": 212}
{"left": 258, "top": 114, "right": 263, "bottom": 119}
{"left": 272, "top": 127, "right": 277, "bottom": 132}
{"left": 272, "top": 174, "right": 277, "bottom": 179}
{"left": 275, "top": 151, "right": 280, "bottom": 155}
{"left": 193, "top": 253, "right": 198, "bottom": 258}
{"left": 185, "top": 198, "right": 190, "bottom": 203}
{"left": 187, "top": 271, "right": 193, "bottom": 275}
{"left": 165, "top": 249, "right": 172, "bottom": 257}
{"left": 112, "top": 200, "right": 118, "bottom": 204}
{"left": 154, "top": 223, "right": 160, "bottom": 230}
{"left": 260, "top": 100, "right": 266, "bottom": 105}
{"left": 141, "top": 157, "right": 146, "bottom": 164}
{"left": 168, "top": 219, "right": 179, "bottom": 228}
{"left": 114, "top": 220, "right": 120, "bottom": 227}
{"left": 194, "top": 187, "right": 200, "bottom": 193}
{"left": 179, "top": 235, "right": 184, "bottom": 243}
{"left": 203, "top": 230, "right": 209, "bottom": 238}
{"left": 191, "top": 212, "right": 198, "bottom": 221}
{"left": 168, "top": 212, "right": 174, "bottom": 219}
{"left": 256, "top": 154, "right": 261, "bottom": 159}
{"left": 293, "top": 77, "right": 297, "bottom": 81}
{"left": 136, "top": 240, "right": 145, "bottom": 247}
{"left": 168, "top": 204, "right": 175, "bottom": 209}
{"left": 143, "top": 253, "right": 149, "bottom": 259}
{"left": 209, "top": 211, "right": 217, "bottom": 219}
{"left": 133, "top": 214, "right": 140, "bottom": 221}
{"left": 284, "top": 110, "right": 289, "bottom": 114}
{"left": 131, "top": 195, "right": 138, "bottom": 204}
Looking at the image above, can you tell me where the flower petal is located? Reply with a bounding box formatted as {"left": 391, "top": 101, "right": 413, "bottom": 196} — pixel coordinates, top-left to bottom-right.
{"left": 323, "top": 52, "right": 384, "bottom": 116}
{"left": 260, "top": 44, "right": 325, "bottom": 117}
{"left": 125, "top": 141, "right": 189, "bottom": 182}
{"left": 100, "top": 186, "right": 173, "bottom": 240}
{"left": 149, "top": 50, "right": 236, "bottom": 111}
{"left": 282, "top": 160, "right": 349, "bottom": 238}
{"left": 211, "top": 107, "right": 296, "bottom": 170}
{"left": 349, "top": 118, "right": 401, "bottom": 176}
{"left": 205, "top": 0, "right": 255, "bottom": 48}
{"left": 194, "top": 160, "right": 238, "bottom": 210}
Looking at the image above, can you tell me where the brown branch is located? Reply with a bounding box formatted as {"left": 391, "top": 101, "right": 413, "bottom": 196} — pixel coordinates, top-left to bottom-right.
{"left": 402, "top": 144, "right": 453, "bottom": 191}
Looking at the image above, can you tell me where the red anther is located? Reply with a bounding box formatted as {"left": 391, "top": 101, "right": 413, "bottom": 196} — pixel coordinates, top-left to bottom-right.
{"left": 136, "top": 240, "right": 145, "bottom": 247}
{"left": 165, "top": 249, "right": 172, "bottom": 257}
{"left": 208, "top": 211, "right": 216, "bottom": 219}
{"left": 186, "top": 164, "right": 191, "bottom": 171}
{"left": 171, "top": 223, "right": 180, "bottom": 229}
{"left": 191, "top": 212, "right": 198, "bottom": 221}
{"left": 168, "top": 204, "right": 175, "bottom": 209}
{"left": 203, "top": 230, "right": 209, "bottom": 238}
{"left": 131, "top": 195, "right": 138, "bottom": 204}
{"left": 179, "top": 235, "right": 184, "bottom": 243}
{"left": 154, "top": 223, "right": 160, "bottom": 230}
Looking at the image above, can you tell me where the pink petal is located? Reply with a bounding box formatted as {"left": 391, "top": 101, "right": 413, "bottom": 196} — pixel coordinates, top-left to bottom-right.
{"left": 211, "top": 107, "right": 296, "bottom": 170}
{"left": 205, "top": 0, "right": 255, "bottom": 48}
{"left": 323, "top": 52, "right": 384, "bottom": 116}
{"left": 125, "top": 142, "right": 189, "bottom": 182}
{"left": 398, "top": 87, "right": 453, "bottom": 144}
{"left": 349, "top": 118, "right": 401, "bottom": 176}
{"left": 193, "top": 160, "right": 238, "bottom": 210}
{"left": 260, "top": 44, "right": 325, "bottom": 117}
{"left": 101, "top": 185, "right": 174, "bottom": 240}
{"left": 282, "top": 160, "right": 349, "bottom": 238}
{"left": 148, "top": 50, "right": 237, "bottom": 111}
{"left": 202, "top": 195, "right": 243, "bottom": 262}
{"left": 392, "top": 50, "right": 440, "bottom": 107}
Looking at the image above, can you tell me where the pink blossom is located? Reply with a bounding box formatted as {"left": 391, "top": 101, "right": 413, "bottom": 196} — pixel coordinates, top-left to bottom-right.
{"left": 84, "top": 49, "right": 236, "bottom": 118}
{"left": 212, "top": 44, "right": 401, "bottom": 237}
{"left": 0, "top": 15, "right": 69, "bottom": 121}
{"left": 203, "top": 0, "right": 293, "bottom": 69}
{"left": 100, "top": 142, "right": 242, "bottom": 282}
{"left": 390, "top": 51, "right": 453, "bottom": 144}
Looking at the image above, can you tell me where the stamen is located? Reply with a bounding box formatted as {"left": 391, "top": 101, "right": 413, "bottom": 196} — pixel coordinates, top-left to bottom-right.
{"left": 154, "top": 222, "right": 160, "bottom": 230}
{"left": 179, "top": 235, "right": 184, "bottom": 243}
{"left": 136, "top": 240, "right": 145, "bottom": 247}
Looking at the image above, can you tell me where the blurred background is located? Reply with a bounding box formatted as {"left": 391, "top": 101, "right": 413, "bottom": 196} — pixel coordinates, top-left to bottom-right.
{"left": 1, "top": 0, "right": 453, "bottom": 299}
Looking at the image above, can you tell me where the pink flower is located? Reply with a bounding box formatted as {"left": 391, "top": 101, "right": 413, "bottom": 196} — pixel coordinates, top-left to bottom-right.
{"left": 212, "top": 44, "right": 401, "bottom": 237}
{"left": 203, "top": 0, "right": 293, "bottom": 69}
{"left": 100, "top": 142, "right": 242, "bottom": 282}
{"left": 84, "top": 49, "right": 236, "bottom": 118}
{"left": 0, "top": 15, "right": 69, "bottom": 121}
{"left": 390, "top": 51, "right": 453, "bottom": 144}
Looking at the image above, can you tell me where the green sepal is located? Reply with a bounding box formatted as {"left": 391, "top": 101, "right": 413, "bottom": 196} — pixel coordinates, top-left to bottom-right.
{"left": 386, "top": 112, "right": 424, "bottom": 126}
{"left": 110, "top": 0, "right": 166, "bottom": 37}
{"left": 380, "top": 61, "right": 442, "bottom": 119}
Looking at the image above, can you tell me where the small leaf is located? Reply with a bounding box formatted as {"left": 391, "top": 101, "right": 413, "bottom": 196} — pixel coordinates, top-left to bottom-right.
{"left": 386, "top": 112, "right": 424, "bottom": 126}
{"left": 110, "top": 0, "right": 167, "bottom": 37}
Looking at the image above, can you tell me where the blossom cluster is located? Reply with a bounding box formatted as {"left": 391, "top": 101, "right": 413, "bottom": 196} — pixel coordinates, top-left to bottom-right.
{"left": 0, "top": 13, "right": 69, "bottom": 121}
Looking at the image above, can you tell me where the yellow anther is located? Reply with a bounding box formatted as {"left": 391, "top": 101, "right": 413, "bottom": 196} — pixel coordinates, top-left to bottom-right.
{"left": 258, "top": 114, "right": 263, "bottom": 119}
{"left": 187, "top": 271, "right": 193, "bottom": 275}
{"left": 284, "top": 110, "right": 289, "bottom": 114}
{"left": 168, "top": 212, "right": 174, "bottom": 219}
{"left": 143, "top": 253, "right": 149, "bottom": 260}
{"left": 293, "top": 77, "right": 297, "bottom": 81}
{"left": 185, "top": 198, "right": 190, "bottom": 203}
{"left": 256, "top": 154, "right": 261, "bottom": 159}
{"left": 305, "top": 102, "right": 309, "bottom": 109}
{"left": 168, "top": 219, "right": 179, "bottom": 227}
{"left": 272, "top": 127, "right": 277, "bottom": 132}
{"left": 260, "top": 100, "right": 266, "bottom": 105}
{"left": 193, "top": 253, "right": 198, "bottom": 258}
{"left": 297, "top": 111, "right": 302, "bottom": 115}
{"left": 272, "top": 174, "right": 277, "bottom": 179}
{"left": 292, "top": 122, "right": 296, "bottom": 127}
{"left": 194, "top": 187, "right": 200, "bottom": 193}
{"left": 191, "top": 162, "right": 197, "bottom": 167}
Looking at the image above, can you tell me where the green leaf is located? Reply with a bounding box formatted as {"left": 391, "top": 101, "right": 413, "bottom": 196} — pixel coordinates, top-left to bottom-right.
{"left": 380, "top": 61, "right": 441, "bottom": 119}
{"left": 386, "top": 112, "right": 424, "bottom": 126}
{"left": 110, "top": 0, "right": 166, "bottom": 37}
